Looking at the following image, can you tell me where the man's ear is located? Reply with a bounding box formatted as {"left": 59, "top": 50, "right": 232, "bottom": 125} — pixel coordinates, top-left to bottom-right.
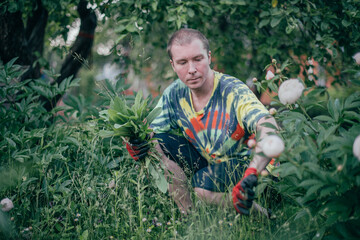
{"left": 208, "top": 51, "right": 212, "bottom": 64}
{"left": 170, "top": 59, "right": 175, "bottom": 71}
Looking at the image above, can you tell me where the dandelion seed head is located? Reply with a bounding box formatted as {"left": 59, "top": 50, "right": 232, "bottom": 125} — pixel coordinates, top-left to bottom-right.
{"left": 1, "top": 198, "right": 14, "bottom": 212}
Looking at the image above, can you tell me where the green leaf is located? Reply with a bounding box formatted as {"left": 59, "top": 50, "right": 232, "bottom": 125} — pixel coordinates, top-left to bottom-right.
{"left": 145, "top": 107, "right": 161, "bottom": 125}
{"left": 313, "top": 115, "right": 334, "bottom": 122}
{"left": 79, "top": 230, "right": 89, "bottom": 240}
{"left": 319, "top": 186, "right": 336, "bottom": 198}
{"left": 259, "top": 19, "right": 270, "bottom": 28}
{"left": 270, "top": 17, "right": 282, "bottom": 28}
{"left": 341, "top": 19, "right": 351, "bottom": 27}
{"left": 316, "top": 124, "right": 338, "bottom": 146}
{"left": 99, "top": 130, "right": 115, "bottom": 138}
{"left": 299, "top": 179, "right": 323, "bottom": 188}
{"left": 148, "top": 162, "right": 159, "bottom": 180}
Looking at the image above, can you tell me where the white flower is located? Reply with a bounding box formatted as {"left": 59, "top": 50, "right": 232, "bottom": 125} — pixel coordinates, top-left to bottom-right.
{"left": 308, "top": 67, "right": 313, "bottom": 74}
{"left": 260, "top": 135, "right": 285, "bottom": 158}
{"left": 278, "top": 79, "right": 305, "bottom": 105}
{"left": 353, "top": 135, "right": 360, "bottom": 161}
{"left": 265, "top": 70, "right": 275, "bottom": 80}
{"left": 352, "top": 52, "right": 360, "bottom": 65}
{"left": 1, "top": 198, "right": 14, "bottom": 212}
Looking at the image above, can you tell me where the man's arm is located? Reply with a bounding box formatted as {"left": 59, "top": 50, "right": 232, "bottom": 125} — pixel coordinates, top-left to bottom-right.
{"left": 232, "top": 115, "right": 279, "bottom": 215}
{"left": 248, "top": 115, "right": 279, "bottom": 172}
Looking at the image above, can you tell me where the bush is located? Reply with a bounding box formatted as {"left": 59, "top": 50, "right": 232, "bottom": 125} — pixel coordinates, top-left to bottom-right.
{"left": 255, "top": 59, "right": 360, "bottom": 239}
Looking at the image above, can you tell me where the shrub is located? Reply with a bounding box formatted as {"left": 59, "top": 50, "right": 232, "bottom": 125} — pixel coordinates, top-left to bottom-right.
{"left": 255, "top": 59, "right": 360, "bottom": 239}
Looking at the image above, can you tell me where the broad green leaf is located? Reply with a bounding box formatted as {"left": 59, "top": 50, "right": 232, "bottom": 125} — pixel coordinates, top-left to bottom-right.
{"left": 316, "top": 124, "right": 338, "bottom": 146}
{"left": 148, "top": 162, "right": 159, "bottom": 180}
{"left": 99, "top": 130, "right": 115, "bottom": 138}
{"left": 313, "top": 115, "right": 334, "bottom": 123}
{"left": 145, "top": 107, "right": 161, "bottom": 125}
{"left": 259, "top": 19, "right": 270, "bottom": 28}
{"left": 155, "top": 171, "right": 168, "bottom": 194}
{"left": 270, "top": 17, "right": 282, "bottom": 28}
{"left": 299, "top": 179, "right": 323, "bottom": 188}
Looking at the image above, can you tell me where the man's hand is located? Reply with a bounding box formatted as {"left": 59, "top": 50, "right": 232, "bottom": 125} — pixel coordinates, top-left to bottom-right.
{"left": 126, "top": 138, "right": 150, "bottom": 161}
{"left": 232, "top": 167, "right": 258, "bottom": 215}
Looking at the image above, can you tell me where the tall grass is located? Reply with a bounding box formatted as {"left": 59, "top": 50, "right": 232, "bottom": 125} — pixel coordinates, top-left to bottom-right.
{"left": 0, "top": 120, "right": 310, "bottom": 239}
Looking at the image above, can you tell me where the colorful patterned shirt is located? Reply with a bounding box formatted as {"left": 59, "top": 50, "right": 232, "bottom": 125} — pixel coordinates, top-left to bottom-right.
{"left": 150, "top": 71, "right": 269, "bottom": 164}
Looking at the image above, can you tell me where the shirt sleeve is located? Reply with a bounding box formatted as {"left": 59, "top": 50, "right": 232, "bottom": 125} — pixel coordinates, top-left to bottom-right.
{"left": 150, "top": 86, "right": 179, "bottom": 134}
{"left": 234, "top": 84, "right": 270, "bottom": 134}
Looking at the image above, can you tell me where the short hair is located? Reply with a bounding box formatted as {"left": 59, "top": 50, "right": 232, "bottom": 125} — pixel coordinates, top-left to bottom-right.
{"left": 167, "top": 28, "right": 210, "bottom": 60}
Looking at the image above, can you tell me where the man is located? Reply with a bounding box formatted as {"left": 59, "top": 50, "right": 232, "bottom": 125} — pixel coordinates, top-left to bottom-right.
{"left": 127, "top": 28, "right": 278, "bottom": 216}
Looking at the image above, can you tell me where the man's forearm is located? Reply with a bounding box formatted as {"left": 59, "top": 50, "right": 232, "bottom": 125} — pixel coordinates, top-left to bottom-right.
{"left": 248, "top": 116, "right": 279, "bottom": 172}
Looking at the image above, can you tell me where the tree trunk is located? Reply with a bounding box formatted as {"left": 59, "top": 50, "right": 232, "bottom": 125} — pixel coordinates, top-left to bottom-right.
{"left": 44, "top": 0, "right": 97, "bottom": 111}
{"left": 0, "top": 0, "right": 48, "bottom": 80}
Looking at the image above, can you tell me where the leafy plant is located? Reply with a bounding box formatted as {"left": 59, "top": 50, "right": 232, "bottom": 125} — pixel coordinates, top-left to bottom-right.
{"left": 255, "top": 59, "right": 360, "bottom": 239}
{"left": 99, "top": 91, "right": 167, "bottom": 194}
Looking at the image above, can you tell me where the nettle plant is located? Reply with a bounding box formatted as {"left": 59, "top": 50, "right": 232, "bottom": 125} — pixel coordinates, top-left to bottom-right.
{"left": 254, "top": 60, "right": 360, "bottom": 239}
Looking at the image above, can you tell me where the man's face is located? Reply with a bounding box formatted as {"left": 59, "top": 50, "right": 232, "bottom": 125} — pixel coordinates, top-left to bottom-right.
{"left": 170, "top": 39, "right": 212, "bottom": 91}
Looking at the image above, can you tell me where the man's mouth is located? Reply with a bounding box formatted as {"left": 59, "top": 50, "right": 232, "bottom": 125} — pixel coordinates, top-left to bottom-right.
{"left": 188, "top": 77, "right": 201, "bottom": 81}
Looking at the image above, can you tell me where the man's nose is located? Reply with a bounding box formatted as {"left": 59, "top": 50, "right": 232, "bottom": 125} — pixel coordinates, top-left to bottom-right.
{"left": 188, "top": 62, "right": 197, "bottom": 74}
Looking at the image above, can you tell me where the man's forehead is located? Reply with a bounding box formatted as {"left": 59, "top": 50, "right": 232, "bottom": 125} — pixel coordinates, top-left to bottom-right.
{"left": 171, "top": 39, "right": 208, "bottom": 60}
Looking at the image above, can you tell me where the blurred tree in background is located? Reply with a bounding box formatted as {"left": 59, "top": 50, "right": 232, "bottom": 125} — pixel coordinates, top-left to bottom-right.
{"left": 1, "top": 0, "right": 360, "bottom": 107}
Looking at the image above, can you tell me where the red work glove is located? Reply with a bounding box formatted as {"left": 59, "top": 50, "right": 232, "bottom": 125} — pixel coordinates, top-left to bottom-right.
{"left": 125, "top": 138, "right": 150, "bottom": 161}
{"left": 232, "top": 167, "right": 258, "bottom": 215}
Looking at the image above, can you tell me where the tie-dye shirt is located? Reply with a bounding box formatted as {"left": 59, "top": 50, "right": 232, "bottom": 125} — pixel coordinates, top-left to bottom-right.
{"left": 150, "top": 71, "right": 269, "bottom": 164}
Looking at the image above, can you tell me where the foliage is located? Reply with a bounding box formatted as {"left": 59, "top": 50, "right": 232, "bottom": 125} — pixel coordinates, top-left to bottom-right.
{"left": 99, "top": 90, "right": 167, "bottom": 194}
{"left": 254, "top": 59, "right": 360, "bottom": 239}
{"left": 100, "top": 0, "right": 360, "bottom": 89}
{"left": 0, "top": 56, "right": 291, "bottom": 240}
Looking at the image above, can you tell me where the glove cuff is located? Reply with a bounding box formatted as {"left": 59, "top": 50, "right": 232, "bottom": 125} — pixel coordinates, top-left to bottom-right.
{"left": 243, "top": 167, "right": 258, "bottom": 179}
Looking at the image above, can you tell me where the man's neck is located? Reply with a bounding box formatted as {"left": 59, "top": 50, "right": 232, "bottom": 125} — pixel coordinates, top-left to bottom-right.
{"left": 190, "top": 71, "right": 215, "bottom": 112}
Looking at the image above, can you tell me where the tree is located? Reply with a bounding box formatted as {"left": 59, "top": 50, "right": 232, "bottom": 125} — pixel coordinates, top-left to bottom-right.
{"left": 0, "top": 0, "right": 97, "bottom": 110}
{"left": 103, "top": 0, "right": 360, "bottom": 91}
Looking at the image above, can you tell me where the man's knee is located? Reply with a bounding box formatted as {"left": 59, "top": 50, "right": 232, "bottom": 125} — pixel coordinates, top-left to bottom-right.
{"left": 194, "top": 187, "right": 212, "bottom": 199}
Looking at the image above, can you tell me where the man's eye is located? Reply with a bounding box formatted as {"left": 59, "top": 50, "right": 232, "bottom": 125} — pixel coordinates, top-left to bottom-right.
{"left": 179, "top": 62, "right": 186, "bottom": 65}
{"left": 195, "top": 58, "right": 202, "bottom": 61}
